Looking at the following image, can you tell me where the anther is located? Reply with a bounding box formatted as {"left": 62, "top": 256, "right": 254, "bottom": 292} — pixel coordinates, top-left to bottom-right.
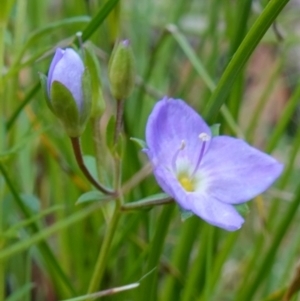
{"left": 191, "top": 133, "right": 211, "bottom": 176}
{"left": 199, "top": 133, "right": 211, "bottom": 142}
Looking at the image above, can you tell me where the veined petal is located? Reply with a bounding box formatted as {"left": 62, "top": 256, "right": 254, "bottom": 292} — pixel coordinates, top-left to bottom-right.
{"left": 149, "top": 158, "right": 192, "bottom": 211}
{"left": 201, "top": 136, "right": 284, "bottom": 204}
{"left": 50, "top": 48, "right": 84, "bottom": 108}
{"left": 191, "top": 194, "right": 244, "bottom": 231}
{"left": 47, "top": 48, "right": 64, "bottom": 94}
{"left": 146, "top": 98, "right": 211, "bottom": 167}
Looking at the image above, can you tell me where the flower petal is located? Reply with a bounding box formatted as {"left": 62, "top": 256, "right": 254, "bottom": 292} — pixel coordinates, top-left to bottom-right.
{"left": 151, "top": 159, "right": 244, "bottom": 231}
{"left": 190, "top": 194, "right": 244, "bottom": 231}
{"left": 47, "top": 48, "right": 64, "bottom": 95}
{"left": 200, "top": 136, "right": 283, "bottom": 204}
{"left": 50, "top": 48, "right": 84, "bottom": 108}
{"left": 146, "top": 98, "right": 211, "bottom": 167}
{"left": 147, "top": 155, "right": 192, "bottom": 211}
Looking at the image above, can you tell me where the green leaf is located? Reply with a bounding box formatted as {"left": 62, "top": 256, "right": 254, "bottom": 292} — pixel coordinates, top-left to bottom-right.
{"left": 203, "top": 0, "right": 290, "bottom": 121}
{"left": 84, "top": 45, "right": 106, "bottom": 118}
{"left": 80, "top": 0, "right": 121, "bottom": 43}
{"left": 83, "top": 155, "right": 98, "bottom": 180}
{"left": 167, "top": 25, "right": 215, "bottom": 91}
{"left": 0, "top": 128, "right": 45, "bottom": 161}
{"left": 3, "top": 205, "right": 63, "bottom": 239}
{"left": 179, "top": 208, "right": 194, "bottom": 221}
{"left": 39, "top": 72, "right": 54, "bottom": 113}
{"left": 76, "top": 190, "right": 111, "bottom": 204}
{"left": 20, "top": 193, "right": 40, "bottom": 212}
{"left": 80, "top": 68, "right": 92, "bottom": 125}
{"left": 234, "top": 203, "right": 250, "bottom": 217}
{"left": 130, "top": 137, "right": 146, "bottom": 149}
{"left": 5, "top": 283, "right": 35, "bottom": 301}
{"left": 210, "top": 124, "right": 220, "bottom": 137}
{"left": 136, "top": 193, "right": 169, "bottom": 203}
{"left": 122, "top": 193, "right": 171, "bottom": 211}
{"left": 14, "top": 16, "right": 91, "bottom": 64}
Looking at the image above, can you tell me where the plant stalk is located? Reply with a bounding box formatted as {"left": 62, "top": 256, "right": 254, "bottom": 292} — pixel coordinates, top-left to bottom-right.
{"left": 70, "top": 137, "right": 116, "bottom": 196}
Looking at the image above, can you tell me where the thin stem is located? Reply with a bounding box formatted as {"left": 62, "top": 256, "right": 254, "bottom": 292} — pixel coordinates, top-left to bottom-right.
{"left": 121, "top": 163, "right": 152, "bottom": 195}
{"left": 92, "top": 117, "right": 107, "bottom": 184}
{"left": 70, "top": 137, "right": 116, "bottom": 196}
{"left": 121, "top": 197, "right": 173, "bottom": 211}
{"left": 62, "top": 283, "right": 139, "bottom": 301}
{"left": 87, "top": 202, "right": 121, "bottom": 295}
{"left": 0, "top": 23, "right": 4, "bottom": 96}
{"left": 0, "top": 174, "right": 4, "bottom": 301}
{"left": 87, "top": 103, "right": 124, "bottom": 296}
{"left": 114, "top": 99, "right": 124, "bottom": 145}
{"left": 6, "top": 82, "right": 40, "bottom": 131}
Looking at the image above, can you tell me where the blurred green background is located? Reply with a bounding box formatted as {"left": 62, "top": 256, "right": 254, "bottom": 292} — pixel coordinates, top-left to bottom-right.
{"left": 0, "top": 0, "right": 299, "bottom": 300}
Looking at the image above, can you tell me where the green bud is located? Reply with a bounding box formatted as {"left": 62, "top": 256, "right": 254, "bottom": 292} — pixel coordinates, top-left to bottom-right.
{"left": 108, "top": 40, "right": 135, "bottom": 100}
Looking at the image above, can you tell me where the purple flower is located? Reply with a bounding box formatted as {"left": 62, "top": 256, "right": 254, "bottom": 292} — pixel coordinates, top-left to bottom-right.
{"left": 145, "top": 97, "right": 283, "bottom": 231}
{"left": 47, "top": 48, "right": 84, "bottom": 109}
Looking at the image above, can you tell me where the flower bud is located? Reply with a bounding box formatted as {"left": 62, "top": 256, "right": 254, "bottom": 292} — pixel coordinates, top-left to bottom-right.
{"left": 40, "top": 48, "right": 92, "bottom": 137}
{"left": 108, "top": 40, "right": 135, "bottom": 100}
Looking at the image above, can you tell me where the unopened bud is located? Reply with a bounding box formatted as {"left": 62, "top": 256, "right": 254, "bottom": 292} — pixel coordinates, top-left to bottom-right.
{"left": 108, "top": 40, "right": 135, "bottom": 100}
{"left": 40, "top": 48, "right": 92, "bottom": 137}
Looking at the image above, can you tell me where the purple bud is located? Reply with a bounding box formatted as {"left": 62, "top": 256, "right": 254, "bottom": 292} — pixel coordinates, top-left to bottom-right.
{"left": 47, "top": 48, "right": 85, "bottom": 109}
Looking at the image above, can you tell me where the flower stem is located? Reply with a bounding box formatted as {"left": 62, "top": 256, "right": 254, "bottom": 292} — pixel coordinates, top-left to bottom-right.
{"left": 114, "top": 99, "right": 124, "bottom": 145}
{"left": 121, "top": 197, "right": 173, "bottom": 211}
{"left": 87, "top": 202, "right": 121, "bottom": 295}
{"left": 0, "top": 176, "right": 4, "bottom": 301}
{"left": 92, "top": 117, "right": 107, "bottom": 184}
{"left": 70, "top": 137, "right": 116, "bottom": 196}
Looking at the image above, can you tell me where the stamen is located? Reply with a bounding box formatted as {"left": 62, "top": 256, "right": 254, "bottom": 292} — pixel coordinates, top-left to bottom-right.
{"left": 172, "top": 140, "right": 185, "bottom": 173}
{"left": 191, "top": 133, "right": 211, "bottom": 176}
{"left": 199, "top": 133, "right": 210, "bottom": 141}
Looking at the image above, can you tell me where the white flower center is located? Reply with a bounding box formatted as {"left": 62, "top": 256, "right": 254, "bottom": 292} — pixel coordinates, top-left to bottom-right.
{"left": 172, "top": 133, "right": 210, "bottom": 192}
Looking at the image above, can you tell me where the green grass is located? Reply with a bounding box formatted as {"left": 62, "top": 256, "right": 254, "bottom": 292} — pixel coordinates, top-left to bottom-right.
{"left": 0, "top": 0, "right": 299, "bottom": 300}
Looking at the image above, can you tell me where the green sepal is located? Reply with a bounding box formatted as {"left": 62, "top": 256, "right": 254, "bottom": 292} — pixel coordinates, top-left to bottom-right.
{"left": 50, "top": 81, "right": 82, "bottom": 137}
{"left": 80, "top": 68, "right": 92, "bottom": 125}
{"left": 108, "top": 41, "right": 118, "bottom": 71}
{"left": 83, "top": 46, "right": 106, "bottom": 118}
{"left": 130, "top": 137, "right": 147, "bottom": 149}
{"left": 210, "top": 123, "right": 220, "bottom": 137}
{"left": 179, "top": 207, "right": 194, "bottom": 221}
{"left": 108, "top": 40, "right": 135, "bottom": 100}
{"left": 234, "top": 203, "right": 250, "bottom": 217}
{"left": 39, "top": 73, "right": 55, "bottom": 114}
